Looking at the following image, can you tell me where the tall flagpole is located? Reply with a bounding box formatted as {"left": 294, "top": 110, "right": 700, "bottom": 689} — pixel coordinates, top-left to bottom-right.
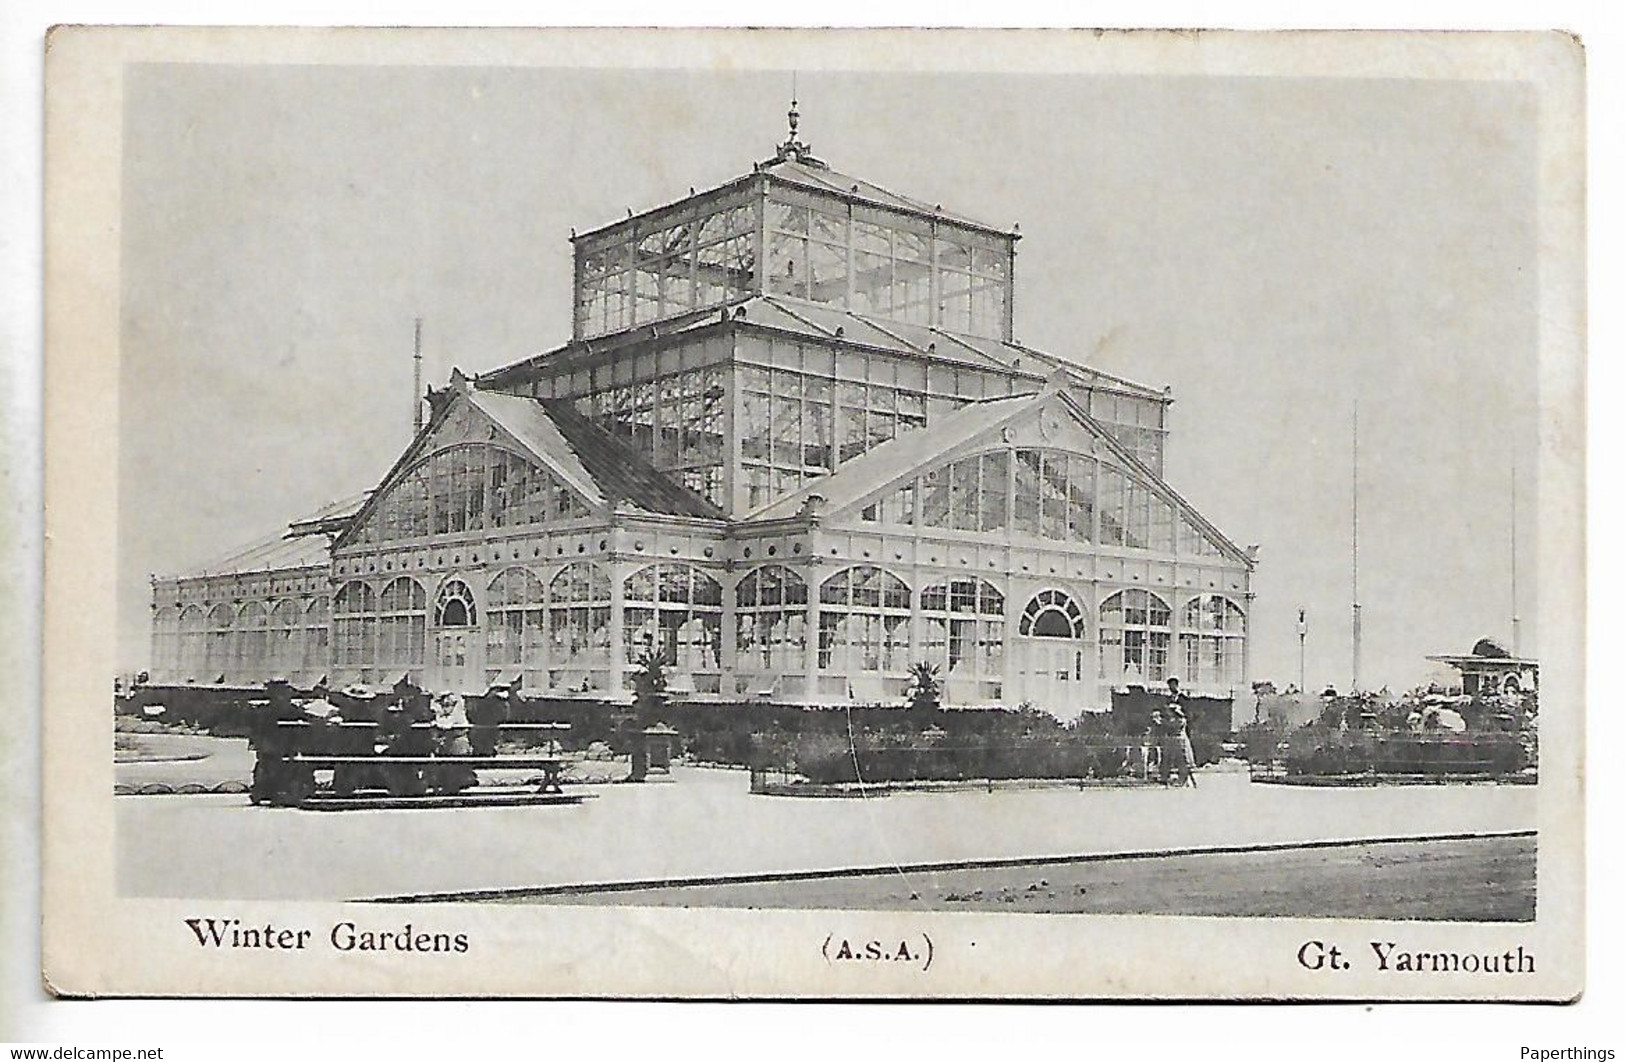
{"left": 412, "top": 317, "right": 424, "bottom": 436}
{"left": 1351, "top": 401, "right": 1361, "bottom": 694}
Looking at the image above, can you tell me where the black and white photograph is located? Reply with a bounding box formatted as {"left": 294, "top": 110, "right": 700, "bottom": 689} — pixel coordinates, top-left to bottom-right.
{"left": 40, "top": 26, "right": 1585, "bottom": 1000}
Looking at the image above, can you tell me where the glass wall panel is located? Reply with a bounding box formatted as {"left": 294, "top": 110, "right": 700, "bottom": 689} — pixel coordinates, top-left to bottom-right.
{"left": 547, "top": 562, "right": 612, "bottom": 686}
{"left": 735, "top": 349, "right": 937, "bottom": 510}
{"left": 584, "top": 364, "right": 727, "bottom": 507}
{"left": 920, "top": 578, "right": 1005, "bottom": 681}
{"left": 268, "top": 599, "right": 301, "bottom": 676}
{"left": 237, "top": 602, "right": 267, "bottom": 681}
{"left": 333, "top": 582, "right": 377, "bottom": 673}
{"left": 377, "top": 577, "right": 427, "bottom": 677}
{"left": 303, "top": 598, "right": 329, "bottom": 674}
{"left": 867, "top": 446, "right": 1186, "bottom": 556}
{"left": 575, "top": 198, "right": 756, "bottom": 340}
{"left": 486, "top": 568, "right": 546, "bottom": 673}
{"left": 356, "top": 443, "right": 590, "bottom": 545}
{"left": 1089, "top": 391, "right": 1167, "bottom": 474}
{"left": 1180, "top": 595, "right": 1246, "bottom": 690}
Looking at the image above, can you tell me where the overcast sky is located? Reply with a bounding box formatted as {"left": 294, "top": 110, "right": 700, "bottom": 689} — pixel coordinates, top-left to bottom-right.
{"left": 118, "top": 63, "right": 1539, "bottom": 692}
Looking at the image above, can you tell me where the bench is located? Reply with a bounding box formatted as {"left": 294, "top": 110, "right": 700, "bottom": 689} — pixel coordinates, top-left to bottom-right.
{"left": 256, "top": 720, "right": 581, "bottom": 809}
{"left": 287, "top": 754, "right": 569, "bottom": 794}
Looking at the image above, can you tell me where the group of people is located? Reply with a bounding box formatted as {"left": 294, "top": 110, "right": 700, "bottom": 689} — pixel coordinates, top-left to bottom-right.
{"left": 247, "top": 677, "right": 514, "bottom": 806}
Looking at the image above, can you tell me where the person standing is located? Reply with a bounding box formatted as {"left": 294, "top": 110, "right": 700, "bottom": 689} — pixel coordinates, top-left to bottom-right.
{"left": 428, "top": 692, "right": 477, "bottom": 795}
{"left": 1163, "top": 677, "right": 1197, "bottom": 788}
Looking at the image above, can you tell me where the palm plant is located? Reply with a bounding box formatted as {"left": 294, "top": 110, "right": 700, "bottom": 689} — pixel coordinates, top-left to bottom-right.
{"left": 906, "top": 661, "right": 942, "bottom": 713}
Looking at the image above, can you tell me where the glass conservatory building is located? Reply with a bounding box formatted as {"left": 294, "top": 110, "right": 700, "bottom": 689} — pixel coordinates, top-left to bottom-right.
{"left": 148, "top": 113, "right": 1255, "bottom": 715}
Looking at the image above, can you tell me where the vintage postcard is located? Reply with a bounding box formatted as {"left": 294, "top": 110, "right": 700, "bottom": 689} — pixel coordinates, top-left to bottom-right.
{"left": 42, "top": 26, "right": 1584, "bottom": 999}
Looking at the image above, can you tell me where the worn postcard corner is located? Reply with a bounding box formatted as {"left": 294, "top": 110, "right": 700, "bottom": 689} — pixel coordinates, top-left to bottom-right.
{"left": 41, "top": 25, "right": 1584, "bottom": 1000}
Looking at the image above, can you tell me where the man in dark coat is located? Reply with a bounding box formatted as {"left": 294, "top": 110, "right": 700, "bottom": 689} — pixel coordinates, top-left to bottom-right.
{"left": 466, "top": 680, "right": 512, "bottom": 757}
{"left": 248, "top": 678, "right": 314, "bottom": 806}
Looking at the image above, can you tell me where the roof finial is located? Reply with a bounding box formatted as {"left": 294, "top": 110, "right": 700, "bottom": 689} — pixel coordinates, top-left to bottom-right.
{"left": 768, "top": 76, "right": 825, "bottom": 168}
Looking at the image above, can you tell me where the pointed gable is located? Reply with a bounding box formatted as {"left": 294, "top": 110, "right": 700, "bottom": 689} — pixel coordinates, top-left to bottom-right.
{"left": 336, "top": 383, "right": 724, "bottom": 551}
{"left": 749, "top": 386, "right": 1248, "bottom": 566}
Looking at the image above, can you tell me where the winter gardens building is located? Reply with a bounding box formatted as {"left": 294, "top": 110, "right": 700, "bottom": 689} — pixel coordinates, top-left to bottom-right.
{"left": 147, "top": 112, "right": 1256, "bottom": 717}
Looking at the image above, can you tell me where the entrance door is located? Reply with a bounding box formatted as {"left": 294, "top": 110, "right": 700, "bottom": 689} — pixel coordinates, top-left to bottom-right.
{"left": 1015, "top": 637, "right": 1086, "bottom": 714}
{"left": 1014, "top": 589, "right": 1089, "bottom": 715}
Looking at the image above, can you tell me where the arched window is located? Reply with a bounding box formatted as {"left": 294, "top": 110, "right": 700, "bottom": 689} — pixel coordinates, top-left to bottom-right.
{"left": 486, "top": 568, "right": 546, "bottom": 671}
{"left": 205, "top": 603, "right": 235, "bottom": 680}
{"left": 237, "top": 601, "right": 268, "bottom": 681}
{"left": 178, "top": 605, "right": 206, "bottom": 680}
{"left": 356, "top": 443, "right": 591, "bottom": 544}
{"left": 303, "top": 597, "right": 330, "bottom": 674}
{"left": 817, "top": 566, "right": 911, "bottom": 672}
{"left": 735, "top": 565, "right": 808, "bottom": 670}
{"left": 548, "top": 562, "right": 612, "bottom": 676}
{"left": 1100, "top": 589, "right": 1172, "bottom": 685}
{"left": 378, "top": 577, "right": 427, "bottom": 676}
{"left": 921, "top": 578, "right": 1005, "bottom": 680}
{"left": 333, "top": 582, "right": 377, "bottom": 669}
{"left": 1018, "top": 588, "right": 1086, "bottom": 639}
{"left": 623, "top": 564, "right": 723, "bottom": 671}
{"left": 434, "top": 580, "right": 476, "bottom": 628}
{"left": 268, "top": 600, "right": 301, "bottom": 676}
{"left": 1181, "top": 595, "right": 1246, "bottom": 691}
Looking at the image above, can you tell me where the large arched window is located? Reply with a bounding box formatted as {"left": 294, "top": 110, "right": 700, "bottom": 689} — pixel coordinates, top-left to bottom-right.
{"left": 623, "top": 564, "right": 723, "bottom": 671}
{"left": 267, "top": 600, "right": 302, "bottom": 676}
{"left": 735, "top": 565, "right": 808, "bottom": 670}
{"left": 921, "top": 578, "right": 1005, "bottom": 680}
{"left": 487, "top": 568, "right": 546, "bottom": 671}
{"left": 548, "top": 562, "right": 612, "bottom": 676}
{"left": 333, "top": 582, "right": 376, "bottom": 669}
{"left": 1181, "top": 595, "right": 1246, "bottom": 690}
{"left": 178, "top": 605, "right": 206, "bottom": 680}
{"left": 205, "top": 603, "right": 235, "bottom": 680}
{"left": 1019, "top": 588, "right": 1086, "bottom": 639}
{"left": 356, "top": 443, "right": 591, "bottom": 544}
{"left": 378, "top": 577, "right": 427, "bottom": 675}
{"left": 1099, "top": 589, "right": 1172, "bottom": 685}
{"left": 817, "top": 566, "right": 911, "bottom": 672}
{"left": 237, "top": 601, "right": 268, "bottom": 681}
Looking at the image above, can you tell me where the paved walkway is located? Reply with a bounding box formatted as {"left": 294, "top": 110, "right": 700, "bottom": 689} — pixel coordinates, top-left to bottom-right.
{"left": 116, "top": 764, "right": 1536, "bottom": 901}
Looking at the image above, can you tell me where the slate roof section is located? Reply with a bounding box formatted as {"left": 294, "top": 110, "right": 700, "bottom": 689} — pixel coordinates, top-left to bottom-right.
{"left": 471, "top": 387, "right": 724, "bottom": 520}
{"left": 538, "top": 399, "right": 727, "bottom": 520}
{"left": 465, "top": 389, "right": 604, "bottom": 506}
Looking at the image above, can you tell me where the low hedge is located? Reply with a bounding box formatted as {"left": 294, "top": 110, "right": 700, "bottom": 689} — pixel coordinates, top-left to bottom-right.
{"left": 118, "top": 683, "right": 1233, "bottom": 779}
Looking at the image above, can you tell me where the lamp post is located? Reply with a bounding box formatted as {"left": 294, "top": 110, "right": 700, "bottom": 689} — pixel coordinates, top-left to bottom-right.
{"left": 1297, "top": 608, "right": 1307, "bottom": 695}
